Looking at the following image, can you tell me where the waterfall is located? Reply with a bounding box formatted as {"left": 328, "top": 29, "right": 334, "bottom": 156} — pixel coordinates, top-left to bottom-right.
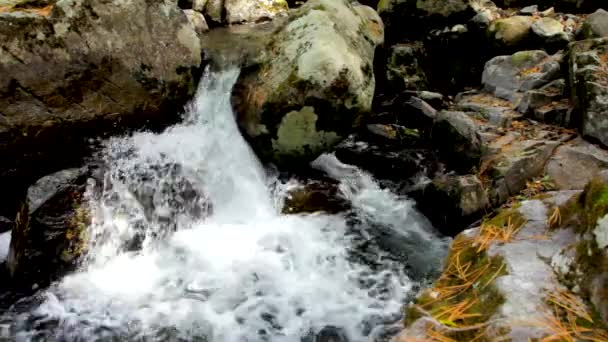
{"left": 3, "top": 68, "right": 448, "bottom": 342}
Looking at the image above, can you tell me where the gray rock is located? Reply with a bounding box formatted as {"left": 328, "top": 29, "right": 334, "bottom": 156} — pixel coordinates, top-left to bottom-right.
{"left": 234, "top": 0, "right": 383, "bottom": 164}
{"left": 225, "top": 0, "right": 288, "bottom": 24}
{"left": 455, "top": 92, "right": 521, "bottom": 128}
{"left": 581, "top": 9, "right": 608, "bottom": 39}
{"left": 531, "top": 17, "right": 570, "bottom": 46}
{"left": 546, "top": 137, "right": 608, "bottom": 190}
{"left": 433, "top": 111, "right": 483, "bottom": 173}
{"left": 569, "top": 38, "right": 608, "bottom": 147}
{"left": 517, "top": 79, "right": 570, "bottom": 123}
{"left": 7, "top": 168, "right": 91, "bottom": 286}
{"left": 488, "top": 138, "right": 561, "bottom": 205}
{"left": 482, "top": 50, "right": 562, "bottom": 105}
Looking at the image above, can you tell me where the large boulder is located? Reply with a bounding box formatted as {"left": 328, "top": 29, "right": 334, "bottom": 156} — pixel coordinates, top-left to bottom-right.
{"left": 7, "top": 168, "right": 92, "bottom": 287}
{"left": 0, "top": 0, "right": 203, "bottom": 215}
{"left": 569, "top": 38, "right": 608, "bottom": 146}
{"left": 432, "top": 110, "right": 483, "bottom": 173}
{"left": 581, "top": 9, "right": 608, "bottom": 39}
{"left": 546, "top": 137, "right": 608, "bottom": 190}
{"left": 482, "top": 50, "right": 562, "bottom": 106}
{"left": 225, "top": 0, "right": 288, "bottom": 24}
{"left": 233, "top": 0, "right": 383, "bottom": 165}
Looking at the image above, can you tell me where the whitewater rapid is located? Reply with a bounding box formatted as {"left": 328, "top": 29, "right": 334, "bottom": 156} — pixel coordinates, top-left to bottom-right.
{"left": 3, "top": 68, "right": 448, "bottom": 342}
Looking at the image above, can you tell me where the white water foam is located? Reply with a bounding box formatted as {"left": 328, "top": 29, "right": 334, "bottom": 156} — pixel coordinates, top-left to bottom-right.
{"left": 0, "top": 232, "right": 10, "bottom": 263}
{"left": 8, "top": 68, "right": 447, "bottom": 342}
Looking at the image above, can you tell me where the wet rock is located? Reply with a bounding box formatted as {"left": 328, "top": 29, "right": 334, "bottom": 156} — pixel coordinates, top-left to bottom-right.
{"left": 234, "top": 0, "right": 383, "bottom": 165}
{"left": 385, "top": 42, "right": 428, "bottom": 92}
{"left": 482, "top": 50, "right": 562, "bottom": 105}
{"left": 7, "top": 168, "right": 92, "bottom": 287}
{"left": 282, "top": 180, "right": 348, "bottom": 214}
{"left": 314, "top": 326, "right": 348, "bottom": 342}
{"left": 546, "top": 137, "right": 608, "bottom": 190}
{"left": 568, "top": 38, "right": 608, "bottom": 147}
{"left": 0, "top": 0, "right": 203, "bottom": 216}
{"left": 581, "top": 8, "right": 608, "bottom": 39}
{"left": 333, "top": 136, "right": 437, "bottom": 181}
{"left": 432, "top": 111, "right": 483, "bottom": 173}
{"left": 225, "top": 0, "right": 288, "bottom": 24}
{"left": 414, "top": 174, "right": 489, "bottom": 236}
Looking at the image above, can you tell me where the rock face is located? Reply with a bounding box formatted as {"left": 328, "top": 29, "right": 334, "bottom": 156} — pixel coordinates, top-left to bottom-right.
{"left": 0, "top": 0, "right": 203, "bottom": 215}
{"left": 546, "top": 138, "right": 608, "bottom": 190}
{"left": 397, "top": 189, "right": 608, "bottom": 340}
{"left": 225, "top": 0, "right": 288, "bottom": 24}
{"left": 482, "top": 50, "right": 562, "bottom": 105}
{"left": 234, "top": 0, "right": 383, "bottom": 165}
{"left": 414, "top": 174, "right": 489, "bottom": 236}
{"left": 569, "top": 38, "right": 608, "bottom": 146}
{"left": 581, "top": 9, "right": 608, "bottom": 39}
{"left": 432, "top": 111, "right": 483, "bottom": 173}
{"left": 7, "top": 168, "right": 91, "bottom": 287}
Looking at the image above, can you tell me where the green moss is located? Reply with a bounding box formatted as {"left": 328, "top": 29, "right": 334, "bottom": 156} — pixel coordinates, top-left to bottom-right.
{"left": 405, "top": 234, "right": 508, "bottom": 340}
{"left": 271, "top": 106, "right": 341, "bottom": 159}
{"left": 511, "top": 51, "right": 538, "bottom": 67}
{"left": 486, "top": 206, "right": 526, "bottom": 229}
{"left": 557, "top": 178, "right": 608, "bottom": 233}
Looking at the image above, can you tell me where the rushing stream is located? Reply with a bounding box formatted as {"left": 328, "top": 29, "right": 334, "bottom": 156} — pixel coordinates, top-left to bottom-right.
{"left": 1, "top": 68, "right": 448, "bottom": 342}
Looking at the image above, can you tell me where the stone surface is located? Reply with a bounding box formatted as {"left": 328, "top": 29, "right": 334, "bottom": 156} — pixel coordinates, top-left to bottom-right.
{"left": 482, "top": 50, "right": 562, "bottom": 105}
{"left": 487, "top": 16, "right": 535, "bottom": 48}
{"left": 234, "top": 0, "right": 383, "bottom": 165}
{"left": 225, "top": 0, "right": 288, "bottom": 24}
{"left": 530, "top": 17, "right": 570, "bottom": 48}
{"left": 184, "top": 9, "right": 209, "bottom": 34}
{"left": 396, "top": 192, "right": 598, "bottom": 341}
{"left": 0, "top": 0, "right": 203, "bottom": 218}
{"left": 333, "top": 136, "right": 437, "bottom": 182}
{"left": 7, "top": 168, "right": 91, "bottom": 286}
{"left": 485, "top": 132, "right": 562, "bottom": 205}
{"left": 581, "top": 8, "right": 608, "bottom": 39}
{"left": 414, "top": 174, "right": 489, "bottom": 236}
{"left": 432, "top": 110, "right": 483, "bottom": 173}
{"left": 546, "top": 137, "right": 608, "bottom": 190}
{"left": 568, "top": 38, "right": 608, "bottom": 147}
{"left": 282, "top": 180, "right": 348, "bottom": 214}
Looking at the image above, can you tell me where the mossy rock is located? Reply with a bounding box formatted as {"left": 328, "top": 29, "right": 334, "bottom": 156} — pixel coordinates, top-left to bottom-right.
{"left": 7, "top": 168, "right": 92, "bottom": 287}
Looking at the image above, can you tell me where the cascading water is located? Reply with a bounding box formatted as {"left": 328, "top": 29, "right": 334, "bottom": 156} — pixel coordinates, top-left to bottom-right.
{"left": 2, "top": 68, "right": 448, "bottom": 342}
